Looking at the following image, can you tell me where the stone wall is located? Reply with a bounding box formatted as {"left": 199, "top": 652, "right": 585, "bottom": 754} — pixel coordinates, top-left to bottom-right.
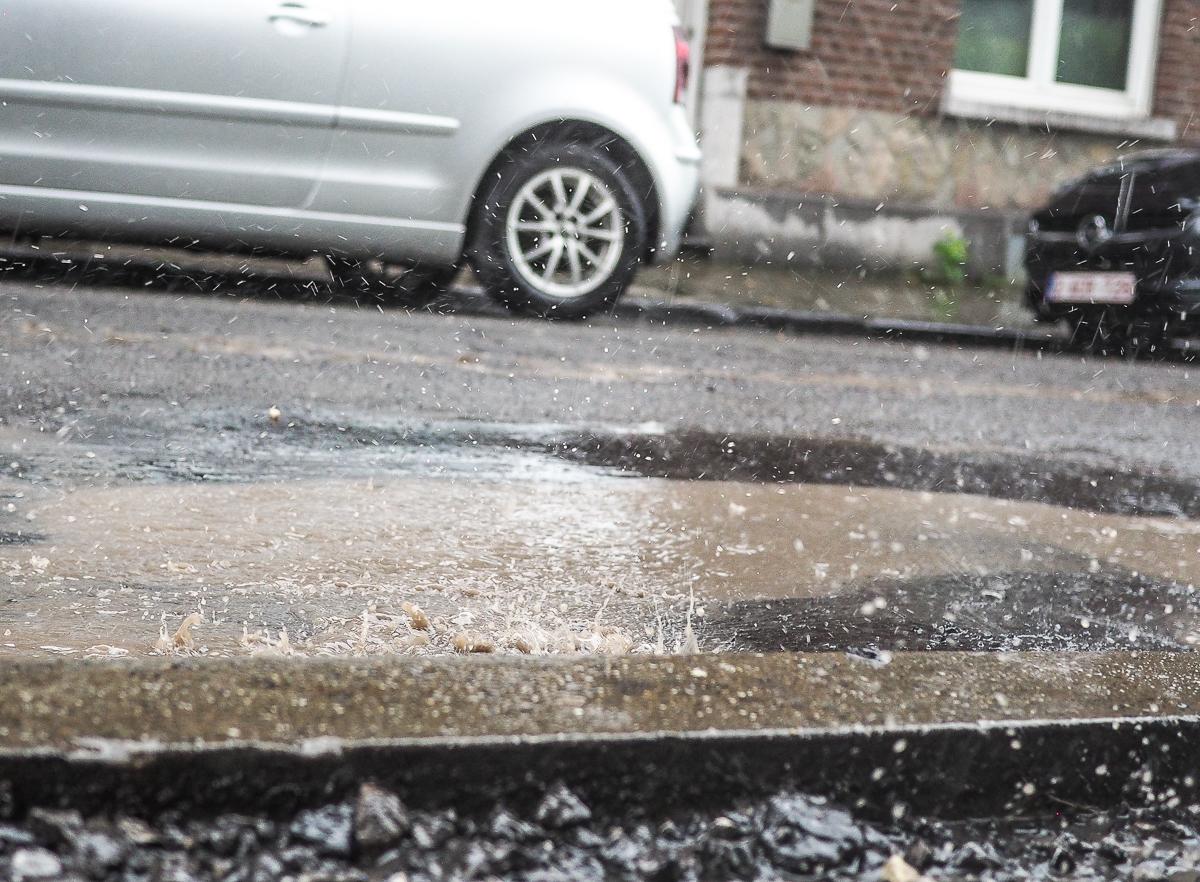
{"left": 739, "top": 103, "right": 1154, "bottom": 212}
{"left": 705, "top": 102, "right": 1170, "bottom": 276}
{"left": 700, "top": 186, "right": 1022, "bottom": 278}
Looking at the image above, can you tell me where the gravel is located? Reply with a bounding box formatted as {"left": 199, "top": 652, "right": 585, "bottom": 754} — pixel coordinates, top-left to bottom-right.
{"left": 4, "top": 781, "right": 1200, "bottom": 881}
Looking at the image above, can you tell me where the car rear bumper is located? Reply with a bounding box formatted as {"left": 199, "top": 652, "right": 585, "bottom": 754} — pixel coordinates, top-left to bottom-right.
{"left": 649, "top": 107, "right": 701, "bottom": 263}
{"left": 1027, "top": 279, "right": 1200, "bottom": 324}
{"left": 1025, "top": 230, "right": 1200, "bottom": 326}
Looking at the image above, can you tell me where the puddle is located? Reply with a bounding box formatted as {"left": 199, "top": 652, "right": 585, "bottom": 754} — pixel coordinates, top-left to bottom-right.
{"left": 563, "top": 430, "right": 1200, "bottom": 520}
{"left": 2, "top": 463, "right": 1197, "bottom": 659}
{"left": 0, "top": 471, "right": 686, "bottom": 658}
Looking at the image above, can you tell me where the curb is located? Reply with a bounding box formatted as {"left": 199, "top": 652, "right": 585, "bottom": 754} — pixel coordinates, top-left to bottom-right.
{"left": 3, "top": 652, "right": 1200, "bottom": 819}
{"left": 3, "top": 247, "right": 1189, "bottom": 356}
{"left": 448, "top": 286, "right": 1200, "bottom": 358}
{"left": 5, "top": 715, "right": 1196, "bottom": 822}
{"left": 444, "top": 284, "right": 1071, "bottom": 352}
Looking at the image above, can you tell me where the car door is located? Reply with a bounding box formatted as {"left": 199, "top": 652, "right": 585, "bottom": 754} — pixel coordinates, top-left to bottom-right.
{"left": 0, "top": 0, "right": 348, "bottom": 210}
{"left": 311, "top": 0, "right": 469, "bottom": 238}
{"left": 312, "top": 1, "right": 545, "bottom": 265}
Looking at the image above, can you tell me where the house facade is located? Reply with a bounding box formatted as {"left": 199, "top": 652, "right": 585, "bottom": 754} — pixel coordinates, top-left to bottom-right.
{"left": 675, "top": 0, "right": 1199, "bottom": 276}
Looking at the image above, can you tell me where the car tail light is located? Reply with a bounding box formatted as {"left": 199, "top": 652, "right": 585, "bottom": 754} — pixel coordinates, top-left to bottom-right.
{"left": 674, "top": 26, "right": 691, "bottom": 104}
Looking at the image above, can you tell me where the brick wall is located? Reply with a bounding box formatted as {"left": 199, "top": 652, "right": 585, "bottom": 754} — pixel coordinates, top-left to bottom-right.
{"left": 1153, "top": 0, "right": 1200, "bottom": 139}
{"left": 705, "top": 0, "right": 959, "bottom": 115}
{"left": 707, "top": 0, "right": 1199, "bottom": 135}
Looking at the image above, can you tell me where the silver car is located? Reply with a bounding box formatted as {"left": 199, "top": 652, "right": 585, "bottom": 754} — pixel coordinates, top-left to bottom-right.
{"left": 0, "top": 0, "right": 701, "bottom": 318}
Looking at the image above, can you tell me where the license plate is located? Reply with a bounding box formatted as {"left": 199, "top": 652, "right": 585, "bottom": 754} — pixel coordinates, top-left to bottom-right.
{"left": 1044, "top": 272, "right": 1136, "bottom": 305}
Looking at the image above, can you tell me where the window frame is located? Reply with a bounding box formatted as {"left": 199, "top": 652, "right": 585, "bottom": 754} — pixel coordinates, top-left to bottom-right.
{"left": 947, "top": 0, "right": 1164, "bottom": 120}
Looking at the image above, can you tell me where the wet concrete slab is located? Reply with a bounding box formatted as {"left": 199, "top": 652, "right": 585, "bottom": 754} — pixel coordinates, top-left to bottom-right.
{"left": 5, "top": 651, "right": 1198, "bottom": 750}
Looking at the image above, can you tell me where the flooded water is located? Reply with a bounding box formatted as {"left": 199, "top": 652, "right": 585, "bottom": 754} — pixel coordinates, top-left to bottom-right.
{"left": 3, "top": 453, "right": 1197, "bottom": 659}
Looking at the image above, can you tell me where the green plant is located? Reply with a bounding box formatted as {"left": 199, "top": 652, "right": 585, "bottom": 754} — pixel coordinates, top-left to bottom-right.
{"left": 928, "top": 232, "right": 970, "bottom": 288}
{"left": 915, "top": 232, "right": 971, "bottom": 322}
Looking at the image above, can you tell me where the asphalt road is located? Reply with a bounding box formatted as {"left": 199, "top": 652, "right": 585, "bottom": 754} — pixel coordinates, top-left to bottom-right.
{"left": 1, "top": 275, "right": 1196, "bottom": 477}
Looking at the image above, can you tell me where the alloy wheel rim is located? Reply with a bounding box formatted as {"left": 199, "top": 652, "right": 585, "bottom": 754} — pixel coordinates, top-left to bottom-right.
{"left": 505, "top": 167, "right": 625, "bottom": 299}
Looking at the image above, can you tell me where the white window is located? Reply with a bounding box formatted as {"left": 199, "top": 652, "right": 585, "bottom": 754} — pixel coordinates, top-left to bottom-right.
{"left": 947, "top": 0, "right": 1163, "bottom": 120}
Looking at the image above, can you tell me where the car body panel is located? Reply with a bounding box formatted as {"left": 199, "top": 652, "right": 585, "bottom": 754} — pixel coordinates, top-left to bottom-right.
{"left": 0, "top": 0, "right": 699, "bottom": 267}
{"left": 0, "top": 0, "right": 348, "bottom": 210}
{"left": 312, "top": 0, "right": 698, "bottom": 263}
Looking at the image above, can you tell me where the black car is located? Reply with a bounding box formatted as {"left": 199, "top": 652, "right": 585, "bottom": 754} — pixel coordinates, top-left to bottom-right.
{"left": 1025, "top": 149, "right": 1200, "bottom": 355}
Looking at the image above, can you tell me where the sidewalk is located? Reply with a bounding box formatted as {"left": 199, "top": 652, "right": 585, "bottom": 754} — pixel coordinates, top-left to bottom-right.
{"left": 633, "top": 255, "right": 1039, "bottom": 331}
{"left": 4, "top": 238, "right": 1039, "bottom": 332}
{"left": 3, "top": 652, "right": 1197, "bottom": 819}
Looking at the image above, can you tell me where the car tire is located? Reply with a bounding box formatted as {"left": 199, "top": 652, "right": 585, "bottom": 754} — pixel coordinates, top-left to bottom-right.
{"left": 327, "top": 257, "right": 458, "bottom": 309}
{"left": 469, "top": 142, "right": 647, "bottom": 320}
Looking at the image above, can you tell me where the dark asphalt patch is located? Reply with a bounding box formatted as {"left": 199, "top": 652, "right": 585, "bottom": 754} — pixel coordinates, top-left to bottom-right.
{"left": 704, "top": 570, "right": 1196, "bottom": 653}
{"left": 556, "top": 429, "right": 1200, "bottom": 520}
{"left": 39, "top": 417, "right": 1197, "bottom": 523}
{"left": 0, "top": 531, "right": 43, "bottom": 546}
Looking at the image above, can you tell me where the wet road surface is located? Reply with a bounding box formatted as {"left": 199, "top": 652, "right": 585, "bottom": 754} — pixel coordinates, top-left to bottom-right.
{"left": 4, "top": 267, "right": 1200, "bottom": 877}
{"left": 3, "top": 435, "right": 1200, "bottom": 658}
{"left": 2, "top": 274, "right": 1197, "bottom": 478}
{"left": 0, "top": 268, "right": 1198, "bottom": 659}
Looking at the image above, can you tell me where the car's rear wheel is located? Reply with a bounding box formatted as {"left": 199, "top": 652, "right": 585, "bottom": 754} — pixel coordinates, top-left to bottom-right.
{"left": 327, "top": 257, "right": 458, "bottom": 309}
{"left": 469, "top": 143, "right": 647, "bottom": 319}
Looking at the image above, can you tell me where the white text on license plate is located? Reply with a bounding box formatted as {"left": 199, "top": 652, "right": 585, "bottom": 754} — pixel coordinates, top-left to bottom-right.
{"left": 1045, "top": 272, "right": 1136, "bottom": 305}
